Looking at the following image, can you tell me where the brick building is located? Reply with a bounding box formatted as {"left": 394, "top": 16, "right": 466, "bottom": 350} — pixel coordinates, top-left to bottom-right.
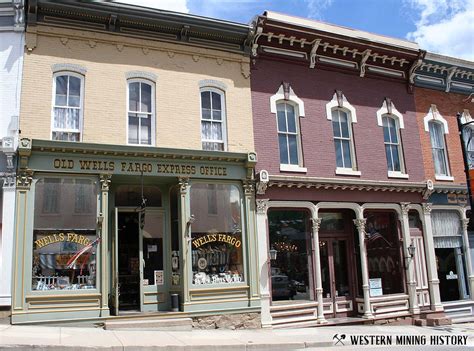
{"left": 412, "top": 52, "right": 474, "bottom": 322}
{"left": 251, "top": 12, "right": 442, "bottom": 327}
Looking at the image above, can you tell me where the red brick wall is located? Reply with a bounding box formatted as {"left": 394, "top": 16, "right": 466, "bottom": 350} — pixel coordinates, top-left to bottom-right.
{"left": 414, "top": 87, "right": 470, "bottom": 186}
{"left": 251, "top": 58, "right": 425, "bottom": 183}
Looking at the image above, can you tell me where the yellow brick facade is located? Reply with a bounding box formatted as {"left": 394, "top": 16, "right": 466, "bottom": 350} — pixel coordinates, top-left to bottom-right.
{"left": 20, "top": 26, "right": 254, "bottom": 153}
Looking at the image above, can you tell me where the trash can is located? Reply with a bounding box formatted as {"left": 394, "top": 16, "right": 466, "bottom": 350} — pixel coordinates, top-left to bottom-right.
{"left": 171, "top": 293, "right": 179, "bottom": 312}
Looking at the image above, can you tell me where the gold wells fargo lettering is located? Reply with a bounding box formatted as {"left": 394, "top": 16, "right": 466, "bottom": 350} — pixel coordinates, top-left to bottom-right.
{"left": 192, "top": 233, "right": 241, "bottom": 249}
{"left": 157, "top": 163, "right": 196, "bottom": 175}
{"left": 79, "top": 160, "right": 115, "bottom": 171}
{"left": 121, "top": 162, "right": 152, "bottom": 173}
{"left": 34, "top": 233, "right": 91, "bottom": 249}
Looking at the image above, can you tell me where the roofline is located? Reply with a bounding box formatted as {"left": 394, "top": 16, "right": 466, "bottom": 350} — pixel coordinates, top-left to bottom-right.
{"left": 425, "top": 52, "right": 474, "bottom": 70}
{"left": 263, "top": 11, "right": 419, "bottom": 52}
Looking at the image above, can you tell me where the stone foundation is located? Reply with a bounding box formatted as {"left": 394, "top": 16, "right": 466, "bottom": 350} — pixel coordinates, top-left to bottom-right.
{"left": 192, "top": 312, "right": 261, "bottom": 329}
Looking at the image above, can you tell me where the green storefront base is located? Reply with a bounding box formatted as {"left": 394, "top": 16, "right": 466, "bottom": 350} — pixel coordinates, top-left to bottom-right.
{"left": 11, "top": 139, "right": 260, "bottom": 325}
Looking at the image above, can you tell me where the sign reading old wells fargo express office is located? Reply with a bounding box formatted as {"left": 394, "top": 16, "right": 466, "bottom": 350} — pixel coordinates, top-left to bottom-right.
{"left": 26, "top": 155, "right": 241, "bottom": 177}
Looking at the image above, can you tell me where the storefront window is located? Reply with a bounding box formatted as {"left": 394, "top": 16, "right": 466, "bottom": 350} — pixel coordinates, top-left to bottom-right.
{"left": 32, "top": 177, "right": 98, "bottom": 291}
{"left": 365, "top": 211, "right": 404, "bottom": 295}
{"left": 190, "top": 183, "right": 244, "bottom": 285}
{"left": 268, "top": 210, "right": 312, "bottom": 301}
{"left": 432, "top": 211, "right": 470, "bottom": 301}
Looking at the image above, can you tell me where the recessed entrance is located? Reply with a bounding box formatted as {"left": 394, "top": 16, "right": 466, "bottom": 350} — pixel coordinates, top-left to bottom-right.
{"left": 117, "top": 212, "right": 140, "bottom": 311}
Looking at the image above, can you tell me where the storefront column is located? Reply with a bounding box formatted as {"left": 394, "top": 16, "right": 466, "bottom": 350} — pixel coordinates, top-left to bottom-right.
{"left": 0, "top": 172, "right": 16, "bottom": 306}
{"left": 99, "top": 174, "right": 111, "bottom": 316}
{"left": 256, "top": 199, "right": 272, "bottom": 328}
{"left": 311, "top": 217, "right": 326, "bottom": 324}
{"left": 421, "top": 203, "right": 443, "bottom": 312}
{"left": 400, "top": 203, "right": 420, "bottom": 315}
{"left": 353, "top": 218, "right": 374, "bottom": 319}
{"left": 243, "top": 180, "right": 259, "bottom": 303}
{"left": 461, "top": 215, "right": 474, "bottom": 300}
{"left": 179, "top": 177, "right": 190, "bottom": 304}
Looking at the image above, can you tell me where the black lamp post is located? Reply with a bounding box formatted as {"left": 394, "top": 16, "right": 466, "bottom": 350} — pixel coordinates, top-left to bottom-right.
{"left": 456, "top": 112, "right": 474, "bottom": 223}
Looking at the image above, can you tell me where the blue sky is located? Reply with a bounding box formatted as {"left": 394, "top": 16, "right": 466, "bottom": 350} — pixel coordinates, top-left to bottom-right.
{"left": 118, "top": 0, "right": 474, "bottom": 61}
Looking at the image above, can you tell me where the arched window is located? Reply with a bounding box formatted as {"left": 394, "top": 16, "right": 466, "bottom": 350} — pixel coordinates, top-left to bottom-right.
{"left": 127, "top": 79, "right": 155, "bottom": 145}
{"left": 429, "top": 121, "right": 450, "bottom": 177}
{"left": 382, "top": 116, "right": 403, "bottom": 173}
{"left": 277, "top": 102, "right": 300, "bottom": 166}
{"left": 200, "top": 88, "right": 226, "bottom": 151}
{"left": 52, "top": 72, "right": 84, "bottom": 141}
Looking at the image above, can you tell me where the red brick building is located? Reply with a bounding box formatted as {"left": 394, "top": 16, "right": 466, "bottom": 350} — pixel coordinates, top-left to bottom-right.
{"left": 412, "top": 52, "right": 474, "bottom": 323}
{"left": 251, "top": 12, "right": 440, "bottom": 327}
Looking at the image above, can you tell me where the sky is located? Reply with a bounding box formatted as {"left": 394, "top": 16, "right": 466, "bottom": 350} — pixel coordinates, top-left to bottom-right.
{"left": 116, "top": 0, "right": 474, "bottom": 61}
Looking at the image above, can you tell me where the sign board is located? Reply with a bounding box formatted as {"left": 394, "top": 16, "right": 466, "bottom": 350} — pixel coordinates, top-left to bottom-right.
{"left": 154, "top": 270, "right": 164, "bottom": 285}
{"left": 446, "top": 271, "right": 458, "bottom": 280}
{"left": 369, "top": 278, "right": 383, "bottom": 297}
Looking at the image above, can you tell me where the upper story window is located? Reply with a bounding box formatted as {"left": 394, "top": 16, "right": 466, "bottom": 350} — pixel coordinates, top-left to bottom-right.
{"left": 127, "top": 79, "right": 155, "bottom": 146}
{"left": 331, "top": 109, "right": 355, "bottom": 169}
{"left": 277, "top": 102, "right": 300, "bottom": 166}
{"left": 326, "top": 91, "right": 359, "bottom": 176}
{"left": 270, "top": 83, "right": 306, "bottom": 172}
{"left": 200, "top": 88, "right": 226, "bottom": 151}
{"left": 376, "top": 98, "right": 407, "bottom": 178}
{"left": 429, "top": 121, "right": 449, "bottom": 176}
{"left": 52, "top": 73, "right": 84, "bottom": 141}
{"left": 423, "top": 104, "right": 452, "bottom": 180}
{"left": 382, "top": 116, "right": 403, "bottom": 172}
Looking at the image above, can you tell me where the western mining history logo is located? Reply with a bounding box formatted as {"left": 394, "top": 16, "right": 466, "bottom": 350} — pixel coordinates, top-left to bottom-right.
{"left": 333, "top": 334, "right": 469, "bottom": 346}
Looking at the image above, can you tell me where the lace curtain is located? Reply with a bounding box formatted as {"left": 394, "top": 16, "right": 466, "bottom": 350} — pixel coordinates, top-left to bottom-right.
{"left": 431, "top": 211, "right": 463, "bottom": 248}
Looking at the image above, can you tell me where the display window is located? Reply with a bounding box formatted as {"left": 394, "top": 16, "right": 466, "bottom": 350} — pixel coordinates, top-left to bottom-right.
{"left": 365, "top": 211, "right": 404, "bottom": 295}
{"left": 32, "top": 176, "right": 99, "bottom": 291}
{"left": 190, "top": 183, "right": 244, "bottom": 285}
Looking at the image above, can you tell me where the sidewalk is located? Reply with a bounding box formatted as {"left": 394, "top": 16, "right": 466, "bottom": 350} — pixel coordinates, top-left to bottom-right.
{"left": 0, "top": 322, "right": 473, "bottom": 350}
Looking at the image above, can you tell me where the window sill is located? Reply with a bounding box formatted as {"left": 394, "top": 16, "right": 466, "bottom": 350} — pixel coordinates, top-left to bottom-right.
{"left": 280, "top": 164, "right": 307, "bottom": 173}
{"left": 335, "top": 168, "right": 361, "bottom": 176}
{"left": 388, "top": 171, "right": 409, "bottom": 179}
{"left": 435, "top": 175, "right": 454, "bottom": 181}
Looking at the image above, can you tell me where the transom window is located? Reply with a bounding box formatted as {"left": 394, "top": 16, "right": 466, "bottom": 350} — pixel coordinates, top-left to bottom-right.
{"left": 277, "top": 102, "right": 300, "bottom": 165}
{"left": 382, "top": 116, "right": 403, "bottom": 172}
{"left": 52, "top": 73, "right": 83, "bottom": 141}
{"left": 200, "top": 89, "right": 226, "bottom": 151}
{"left": 331, "top": 109, "right": 355, "bottom": 169}
{"left": 128, "top": 80, "right": 154, "bottom": 145}
{"left": 428, "top": 121, "right": 449, "bottom": 176}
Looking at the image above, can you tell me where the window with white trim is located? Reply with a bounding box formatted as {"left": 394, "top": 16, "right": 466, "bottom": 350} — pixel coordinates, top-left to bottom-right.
{"left": 277, "top": 102, "right": 301, "bottom": 166}
{"left": 127, "top": 79, "right": 155, "bottom": 145}
{"left": 429, "top": 121, "right": 450, "bottom": 176}
{"left": 382, "top": 116, "right": 403, "bottom": 172}
{"left": 200, "top": 88, "right": 226, "bottom": 151}
{"left": 331, "top": 109, "right": 356, "bottom": 170}
{"left": 52, "top": 73, "right": 84, "bottom": 141}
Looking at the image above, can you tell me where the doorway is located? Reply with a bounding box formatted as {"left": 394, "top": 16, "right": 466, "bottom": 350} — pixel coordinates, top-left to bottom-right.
{"left": 117, "top": 212, "right": 140, "bottom": 311}
{"left": 319, "top": 237, "right": 355, "bottom": 317}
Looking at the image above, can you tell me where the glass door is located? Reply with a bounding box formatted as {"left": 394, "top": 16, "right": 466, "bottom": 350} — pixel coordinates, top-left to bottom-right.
{"left": 320, "top": 237, "right": 354, "bottom": 317}
{"left": 140, "top": 209, "right": 169, "bottom": 311}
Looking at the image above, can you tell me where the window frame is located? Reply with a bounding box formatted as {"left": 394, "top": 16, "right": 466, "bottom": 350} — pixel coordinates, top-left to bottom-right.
{"left": 50, "top": 72, "right": 85, "bottom": 142}
{"left": 331, "top": 108, "right": 359, "bottom": 173}
{"left": 199, "top": 87, "right": 228, "bottom": 151}
{"left": 276, "top": 101, "right": 305, "bottom": 171}
{"left": 126, "top": 78, "right": 156, "bottom": 147}
{"left": 382, "top": 115, "right": 407, "bottom": 177}
{"left": 428, "top": 120, "right": 451, "bottom": 179}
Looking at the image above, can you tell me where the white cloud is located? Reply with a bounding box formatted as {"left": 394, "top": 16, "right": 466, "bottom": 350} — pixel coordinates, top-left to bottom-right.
{"left": 406, "top": 0, "right": 474, "bottom": 60}
{"left": 304, "top": 0, "right": 333, "bottom": 20}
{"left": 114, "top": 0, "right": 189, "bottom": 13}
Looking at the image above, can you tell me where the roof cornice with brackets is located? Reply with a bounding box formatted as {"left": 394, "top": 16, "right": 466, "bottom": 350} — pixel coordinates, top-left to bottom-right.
{"left": 251, "top": 11, "right": 422, "bottom": 91}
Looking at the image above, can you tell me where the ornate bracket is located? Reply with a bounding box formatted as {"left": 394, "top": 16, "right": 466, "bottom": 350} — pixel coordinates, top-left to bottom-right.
{"left": 242, "top": 179, "right": 255, "bottom": 196}
{"left": 422, "top": 202, "right": 433, "bottom": 214}
{"left": 309, "top": 39, "right": 321, "bottom": 69}
{"left": 251, "top": 25, "right": 263, "bottom": 57}
{"left": 16, "top": 169, "right": 33, "bottom": 190}
{"left": 13, "top": 0, "right": 25, "bottom": 30}
{"left": 422, "top": 180, "right": 434, "bottom": 200}
{"left": 400, "top": 202, "right": 411, "bottom": 216}
{"left": 359, "top": 49, "right": 371, "bottom": 77}
{"left": 408, "top": 50, "right": 425, "bottom": 85}
{"left": 178, "top": 177, "right": 190, "bottom": 195}
{"left": 2, "top": 172, "right": 16, "bottom": 189}
{"left": 99, "top": 174, "right": 112, "bottom": 192}
{"left": 445, "top": 66, "right": 458, "bottom": 93}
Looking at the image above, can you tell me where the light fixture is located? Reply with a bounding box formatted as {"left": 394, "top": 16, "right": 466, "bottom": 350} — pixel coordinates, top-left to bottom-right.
{"left": 269, "top": 247, "right": 277, "bottom": 261}
{"left": 408, "top": 241, "right": 416, "bottom": 258}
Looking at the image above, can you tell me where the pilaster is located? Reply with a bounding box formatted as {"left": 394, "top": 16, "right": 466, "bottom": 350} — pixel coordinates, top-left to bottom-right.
{"left": 178, "top": 177, "right": 190, "bottom": 304}
{"left": 311, "top": 217, "right": 326, "bottom": 324}
{"left": 99, "top": 174, "right": 111, "bottom": 316}
{"left": 460, "top": 215, "right": 474, "bottom": 300}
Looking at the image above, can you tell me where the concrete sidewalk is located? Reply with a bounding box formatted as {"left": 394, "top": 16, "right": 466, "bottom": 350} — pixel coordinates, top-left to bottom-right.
{"left": 0, "top": 323, "right": 473, "bottom": 350}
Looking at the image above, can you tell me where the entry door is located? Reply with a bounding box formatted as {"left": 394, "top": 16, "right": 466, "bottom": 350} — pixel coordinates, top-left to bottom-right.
{"left": 140, "top": 209, "right": 168, "bottom": 312}
{"left": 411, "top": 231, "right": 430, "bottom": 308}
{"left": 320, "top": 238, "right": 354, "bottom": 317}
